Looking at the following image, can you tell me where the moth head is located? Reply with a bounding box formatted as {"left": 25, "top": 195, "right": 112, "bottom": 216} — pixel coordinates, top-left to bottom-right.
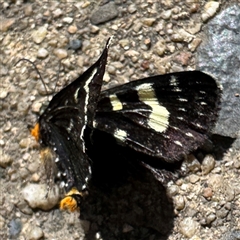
{"left": 59, "top": 188, "right": 83, "bottom": 212}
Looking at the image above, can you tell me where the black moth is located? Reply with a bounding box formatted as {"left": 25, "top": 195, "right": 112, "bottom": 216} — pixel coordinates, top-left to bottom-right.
{"left": 31, "top": 37, "right": 221, "bottom": 211}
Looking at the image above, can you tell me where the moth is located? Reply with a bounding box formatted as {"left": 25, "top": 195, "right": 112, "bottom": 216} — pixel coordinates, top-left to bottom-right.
{"left": 30, "top": 37, "right": 221, "bottom": 212}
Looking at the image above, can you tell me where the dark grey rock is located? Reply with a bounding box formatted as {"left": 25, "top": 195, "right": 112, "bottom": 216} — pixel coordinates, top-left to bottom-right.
{"left": 9, "top": 219, "right": 22, "bottom": 238}
{"left": 197, "top": 5, "right": 240, "bottom": 150}
{"left": 222, "top": 230, "right": 240, "bottom": 240}
{"left": 90, "top": 2, "right": 118, "bottom": 25}
{"left": 68, "top": 39, "right": 82, "bottom": 50}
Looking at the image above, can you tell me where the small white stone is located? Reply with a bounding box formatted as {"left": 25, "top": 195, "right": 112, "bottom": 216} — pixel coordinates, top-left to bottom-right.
{"left": 22, "top": 184, "right": 59, "bottom": 210}
{"left": 32, "top": 26, "right": 48, "bottom": 44}
{"left": 37, "top": 48, "right": 48, "bottom": 59}
{"left": 63, "top": 17, "right": 73, "bottom": 24}
{"left": 53, "top": 48, "right": 68, "bottom": 59}
{"left": 202, "top": 1, "right": 220, "bottom": 22}
{"left": 179, "top": 217, "right": 199, "bottom": 238}
{"left": 28, "top": 226, "right": 44, "bottom": 240}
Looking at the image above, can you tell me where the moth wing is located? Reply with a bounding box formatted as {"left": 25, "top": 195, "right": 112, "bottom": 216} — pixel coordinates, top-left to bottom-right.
{"left": 39, "top": 39, "right": 111, "bottom": 191}
{"left": 94, "top": 71, "right": 221, "bottom": 162}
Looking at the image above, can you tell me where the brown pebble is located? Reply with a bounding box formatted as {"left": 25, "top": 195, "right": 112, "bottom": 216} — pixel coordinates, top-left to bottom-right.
{"left": 203, "top": 187, "right": 213, "bottom": 199}
{"left": 68, "top": 25, "right": 78, "bottom": 34}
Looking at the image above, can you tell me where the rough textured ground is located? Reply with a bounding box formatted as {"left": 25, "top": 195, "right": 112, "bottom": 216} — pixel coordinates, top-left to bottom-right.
{"left": 1, "top": 1, "right": 240, "bottom": 240}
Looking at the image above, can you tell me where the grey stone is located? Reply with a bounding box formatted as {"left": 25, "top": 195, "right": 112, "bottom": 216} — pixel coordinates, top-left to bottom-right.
{"left": 197, "top": 5, "right": 240, "bottom": 150}
{"left": 9, "top": 219, "right": 22, "bottom": 238}
{"left": 90, "top": 2, "right": 118, "bottom": 25}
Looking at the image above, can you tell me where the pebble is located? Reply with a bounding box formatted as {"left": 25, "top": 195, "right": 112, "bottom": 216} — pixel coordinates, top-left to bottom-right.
{"left": 216, "top": 207, "right": 229, "bottom": 219}
{"left": 161, "top": 10, "right": 172, "bottom": 20}
{"left": 133, "top": 21, "right": 142, "bottom": 32}
{"left": 207, "top": 174, "right": 223, "bottom": 190}
{"left": 201, "top": 154, "right": 215, "bottom": 175}
{"left": 31, "top": 173, "right": 40, "bottom": 182}
{"left": 31, "top": 101, "right": 43, "bottom": 113}
{"left": 53, "top": 8, "right": 63, "bottom": 18}
{"left": 186, "top": 155, "right": 201, "bottom": 173}
{"left": 24, "top": 4, "right": 33, "bottom": 16}
{"left": 119, "top": 39, "right": 130, "bottom": 50}
{"left": 225, "top": 184, "right": 235, "bottom": 202}
{"left": 68, "top": 25, "right": 78, "bottom": 34}
{"left": 128, "top": 4, "right": 137, "bottom": 14}
{"left": 68, "top": 39, "right": 82, "bottom": 50}
{"left": 174, "top": 195, "right": 185, "bottom": 210}
{"left": 189, "top": 38, "right": 202, "bottom": 52}
{"left": 32, "top": 26, "right": 48, "bottom": 44}
{"left": 90, "top": 2, "right": 118, "bottom": 25}
{"left": 166, "top": 185, "right": 179, "bottom": 197}
{"left": 174, "top": 51, "right": 192, "bottom": 66}
{"left": 28, "top": 226, "right": 44, "bottom": 240}
{"left": 0, "top": 17, "right": 15, "bottom": 32}
{"left": 179, "top": 217, "right": 199, "bottom": 238}
{"left": 0, "top": 215, "right": 5, "bottom": 229}
{"left": 206, "top": 213, "right": 216, "bottom": 224}
{"left": 27, "top": 162, "right": 40, "bottom": 173}
{"left": 0, "top": 152, "right": 12, "bottom": 168}
{"left": 202, "top": 187, "right": 213, "bottom": 199}
{"left": 189, "top": 174, "right": 200, "bottom": 184}
{"left": 0, "top": 90, "right": 8, "bottom": 99}
{"left": 202, "top": 1, "right": 220, "bottom": 22}
{"left": 22, "top": 184, "right": 60, "bottom": 210}
{"left": 9, "top": 219, "right": 22, "bottom": 238}
{"left": 37, "top": 48, "right": 49, "bottom": 59}
{"left": 90, "top": 25, "right": 100, "bottom": 34}
{"left": 142, "top": 18, "right": 156, "bottom": 26}
{"left": 19, "top": 138, "right": 32, "bottom": 148}
{"left": 153, "top": 38, "right": 166, "bottom": 56}
{"left": 63, "top": 17, "right": 73, "bottom": 24}
{"left": 53, "top": 48, "right": 68, "bottom": 59}
{"left": 19, "top": 168, "right": 29, "bottom": 180}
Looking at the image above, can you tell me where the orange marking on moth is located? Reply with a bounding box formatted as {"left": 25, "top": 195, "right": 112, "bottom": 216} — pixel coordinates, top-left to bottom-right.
{"left": 60, "top": 188, "right": 82, "bottom": 212}
{"left": 31, "top": 123, "right": 40, "bottom": 142}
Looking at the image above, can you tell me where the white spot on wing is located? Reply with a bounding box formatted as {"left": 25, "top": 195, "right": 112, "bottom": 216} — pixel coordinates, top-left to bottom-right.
{"left": 177, "top": 116, "right": 184, "bottom": 121}
{"left": 186, "top": 132, "right": 194, "bottom": 138}
{"left": 174, "top": 140, "right": 183, "bottom": 147}
{"left": 178, "top": 98, "right": 188, "bottom": 102}
{"left": 80, "top": 68, "right": 98, "bottom": 152}
{"left": 74, "top": 88, "right": 80, "bottom": 103}
{"left": 93, "top": 120, "right": 97, "bottom": 128}
{"left": 136, "top": 83, "right": 170, "bottom": 133}
{"left": 114, "top": 129, "right": 127, "bottom": 142}
{"left": 170, "top": 76, "right": 178, "bottom": 86}
{"left": 110, "top": 94, "right": 123, "bottom": 111}
{"left": 173, "top": 87, "right": 182, "bottom": 92}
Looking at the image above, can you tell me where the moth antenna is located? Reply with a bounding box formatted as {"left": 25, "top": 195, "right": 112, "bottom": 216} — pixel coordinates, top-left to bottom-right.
{"left": 53, "top": 61, "right": 62, "bottom": 94}
{"left": 15, "top": 58, "right": 49, "bottom": 96}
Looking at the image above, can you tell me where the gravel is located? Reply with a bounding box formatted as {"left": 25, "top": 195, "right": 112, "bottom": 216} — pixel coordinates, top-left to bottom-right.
{"left": 1, "top": 1, "right": 239, "bottom": 240}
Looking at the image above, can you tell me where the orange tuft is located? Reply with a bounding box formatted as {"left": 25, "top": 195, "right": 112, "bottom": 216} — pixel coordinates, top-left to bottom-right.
{"left": 31, "top": 123, "right": 40, "bottom": 142}
{"left": 59, "top": 188, "right": 82, "bottom": 212}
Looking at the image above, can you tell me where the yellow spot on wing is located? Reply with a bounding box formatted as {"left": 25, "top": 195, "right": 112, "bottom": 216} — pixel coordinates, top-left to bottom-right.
{"left": 110, "top": 94, "right": 123, "bottom": 111}
{"left": 136, "top": 84, "right": 170, "bottom": 132}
